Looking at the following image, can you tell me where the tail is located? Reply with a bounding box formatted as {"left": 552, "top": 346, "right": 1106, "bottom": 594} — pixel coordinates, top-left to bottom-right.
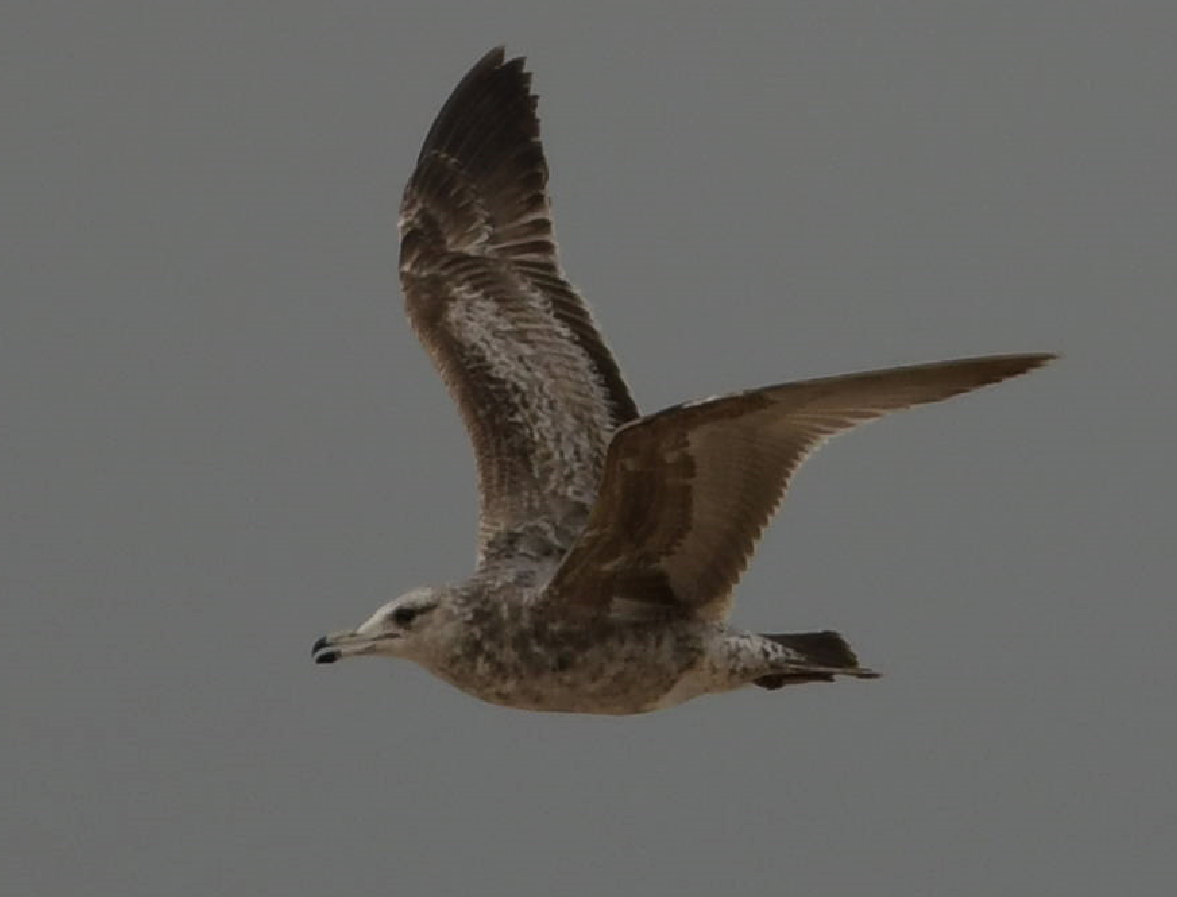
{"left": 755, "top": 631, "right": 880, "bottom": 690}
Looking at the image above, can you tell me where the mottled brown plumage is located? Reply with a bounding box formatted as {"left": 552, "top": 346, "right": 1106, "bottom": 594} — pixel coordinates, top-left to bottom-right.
{"left": 544, "top": 354, "right": 1053, "bottom": 623}
{"left": 399, "top": 48, "right": 637, "bottom": 562}
{"left": 312, "top": 48, "right": 1054, "bottom": 714}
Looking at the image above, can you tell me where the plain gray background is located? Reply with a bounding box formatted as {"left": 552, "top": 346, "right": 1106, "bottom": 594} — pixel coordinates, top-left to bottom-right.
{"left": 4, "top": 2, "right": 1174, "bottom": 895}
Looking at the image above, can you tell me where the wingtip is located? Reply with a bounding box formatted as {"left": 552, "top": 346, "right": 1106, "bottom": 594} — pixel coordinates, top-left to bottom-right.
{"left": 473, "top": 45, "right": 527, "bottom": 74}
{"left": 1024, "top": 351, "right": 1060, "bottom": 367}
{"left": 476, "top": 45, "right": 507, "bottom": 66}
{"left": 1005, "top": 351, "right": 1060, "bottom": 378}
{"left": 937, "top": 351, "right": 1058, "bottom": 394}
{"left": 945, "top": 351, "right": 1058, "bottom": 381}
{"left": 457, "top": 46, "right": 524, "bottom": 89}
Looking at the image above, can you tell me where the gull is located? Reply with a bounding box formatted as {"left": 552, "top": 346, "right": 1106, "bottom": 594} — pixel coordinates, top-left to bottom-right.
{"left": 311, "top": 47, "right": 1053, "bottom": 714}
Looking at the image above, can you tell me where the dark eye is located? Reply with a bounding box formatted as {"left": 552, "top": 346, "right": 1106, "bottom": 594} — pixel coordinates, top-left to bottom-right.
{"left": 391, "top": 606, "right": 418, "bottom": 626}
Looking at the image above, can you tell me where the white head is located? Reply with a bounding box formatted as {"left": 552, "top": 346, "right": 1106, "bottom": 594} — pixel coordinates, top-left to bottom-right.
{"left": 312, "top": 586, "right": 449, "bottom": 665}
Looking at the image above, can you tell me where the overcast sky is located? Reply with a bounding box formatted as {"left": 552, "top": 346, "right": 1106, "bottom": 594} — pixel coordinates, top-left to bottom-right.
{"left": 4, "top": 2, "right": 1174, "bottom": 895}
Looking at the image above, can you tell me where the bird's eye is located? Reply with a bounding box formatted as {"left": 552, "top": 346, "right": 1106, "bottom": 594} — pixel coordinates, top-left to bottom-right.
{"left": 391, "top": 606, "right": 418, "bottom": 626}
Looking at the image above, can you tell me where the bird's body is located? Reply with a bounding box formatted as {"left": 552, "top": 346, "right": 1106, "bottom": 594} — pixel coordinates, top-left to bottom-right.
{"left": 407, "top": 579, "right": 712, "bottom": 714}
{"left": 312, "top": 47, "right": 1052, "bottom": 714}
{"left": 357, "top": 574, "right": 875, "bottom": 714}
{"left": 324, "top": 572, "right": 872, "bottom": 714}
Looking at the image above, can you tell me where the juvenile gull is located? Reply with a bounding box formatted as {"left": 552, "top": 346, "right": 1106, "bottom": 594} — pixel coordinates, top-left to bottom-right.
{"left": 311, "top": 48, "right": 1053, "bottom": 714}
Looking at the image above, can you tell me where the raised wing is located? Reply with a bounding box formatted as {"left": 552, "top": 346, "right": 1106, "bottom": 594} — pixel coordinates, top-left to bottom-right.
{"left": 399, "top": 48, "right": 638, "bottom": 563}
{"left": 541, "top": 354, "right": 1054, "bottom": 621}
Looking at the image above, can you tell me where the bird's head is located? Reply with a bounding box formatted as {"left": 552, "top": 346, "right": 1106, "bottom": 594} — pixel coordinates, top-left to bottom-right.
{"left": 312, "top": 586, "right": 448, "bottom": 665}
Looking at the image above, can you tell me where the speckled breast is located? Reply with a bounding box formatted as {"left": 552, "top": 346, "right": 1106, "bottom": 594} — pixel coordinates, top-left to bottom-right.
{"left": 428, "top": 606, "right": 707, "bottom": 714}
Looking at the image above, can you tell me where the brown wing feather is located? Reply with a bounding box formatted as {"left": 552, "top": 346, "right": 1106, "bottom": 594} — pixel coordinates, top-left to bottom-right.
{"left": 399, "top": 48, "right": 638, "bottom": 562}
{"left": 542, "top": 354, "right": 1054, "bottom": 621}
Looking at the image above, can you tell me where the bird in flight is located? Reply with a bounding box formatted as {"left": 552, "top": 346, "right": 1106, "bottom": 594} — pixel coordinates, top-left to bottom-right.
{"left": 312, "top": 47, "right": 1053, "bottom": 714}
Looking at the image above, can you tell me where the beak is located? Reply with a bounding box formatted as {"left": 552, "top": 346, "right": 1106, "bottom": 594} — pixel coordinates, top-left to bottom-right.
{"left": 312, "top": 630, "right": 397, "bottom": 665}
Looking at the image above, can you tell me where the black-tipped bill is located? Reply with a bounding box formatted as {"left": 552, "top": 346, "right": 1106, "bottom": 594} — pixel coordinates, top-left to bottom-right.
{"left": 312, "top": 629, "right": 391, "bottom": 664}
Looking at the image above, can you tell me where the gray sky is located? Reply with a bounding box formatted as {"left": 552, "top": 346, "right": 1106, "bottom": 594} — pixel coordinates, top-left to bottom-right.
{"left": 4, "top": 2, "right": 1174, "bottom": 895}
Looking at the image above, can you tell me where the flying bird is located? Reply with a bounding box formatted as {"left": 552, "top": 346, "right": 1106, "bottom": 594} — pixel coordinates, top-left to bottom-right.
{"left": 312, "top": 47, "right": 1053, "bottom": 714}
